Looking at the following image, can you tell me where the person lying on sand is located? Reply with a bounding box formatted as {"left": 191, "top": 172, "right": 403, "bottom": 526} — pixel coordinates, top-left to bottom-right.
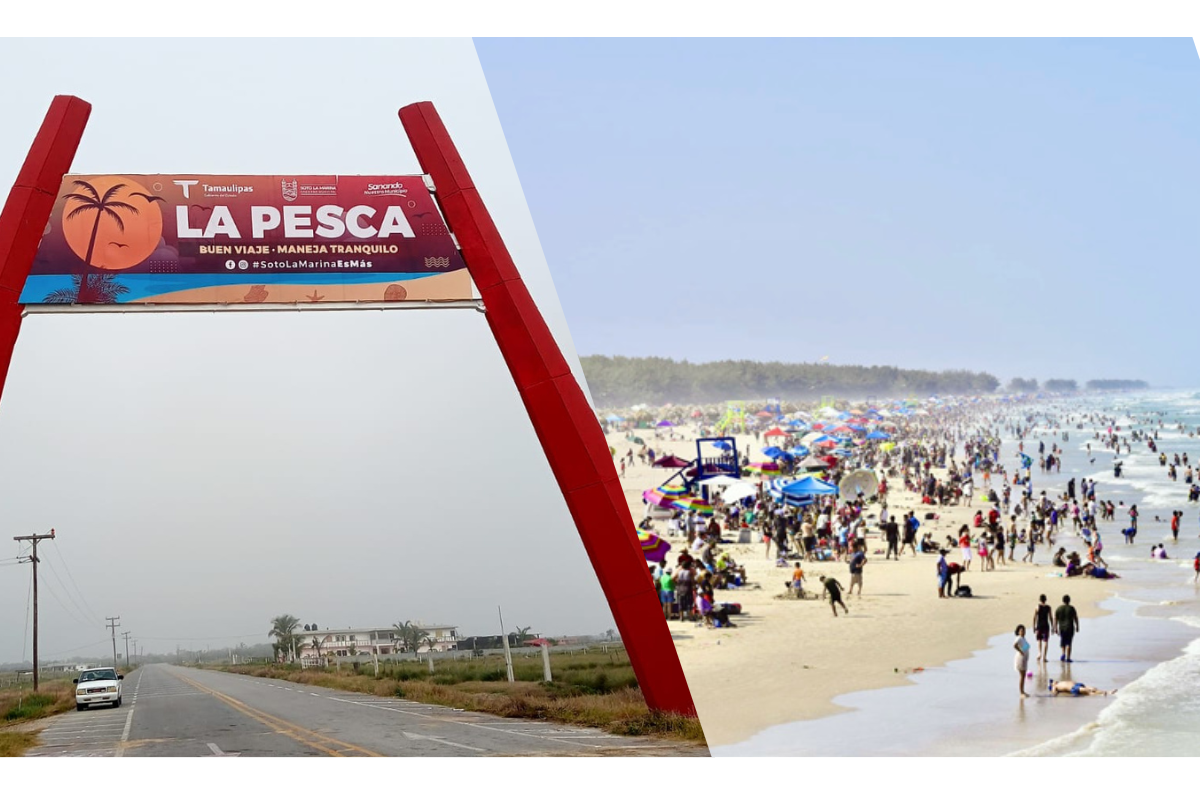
{"left": 1048, "top": 680, "right": 1113, "bottom": 697}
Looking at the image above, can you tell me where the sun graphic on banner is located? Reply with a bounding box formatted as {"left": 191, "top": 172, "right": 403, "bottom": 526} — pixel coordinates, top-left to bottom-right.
{"left": 61, "top": 176, "right": 164, "bottom": 271}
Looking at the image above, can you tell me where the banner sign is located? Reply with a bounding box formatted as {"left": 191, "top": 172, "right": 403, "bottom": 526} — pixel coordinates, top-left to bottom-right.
{"left": 20, "top": 175, "right": 471, "bottom": 305}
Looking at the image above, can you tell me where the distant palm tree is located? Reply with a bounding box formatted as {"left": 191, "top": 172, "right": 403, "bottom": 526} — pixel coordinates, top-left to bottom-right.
{"left": 392, "top": 620, "right": 428, "bottom": 654}
{"left": 43, "top": 274, "right": 130, "bottom": 304}
{"left": 513, "top": 626, "right": 534, "bottom": 646}
{"left": 269, "top": 614, "right": 301, "bottom": 663}
{"left": 311, "top": 636, "right": 322, "bottom": 663}
{"left": 62, "top": 180, "right": 139, "bottom": 301}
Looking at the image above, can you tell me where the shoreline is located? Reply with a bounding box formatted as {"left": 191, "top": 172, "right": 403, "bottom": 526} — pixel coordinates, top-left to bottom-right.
{"left": 716, "top": 585, "right": 1199, "bottom": 756}
{"left": 612, "top": 426, "right": 1122, "bottom": 748}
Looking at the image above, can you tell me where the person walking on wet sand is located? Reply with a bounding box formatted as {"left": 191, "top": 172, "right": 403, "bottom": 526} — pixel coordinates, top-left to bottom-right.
{"left": 821, "top": 575, "right": 849, "bottom": 617}
{"left": 1033, "top": 594, "right": 1053, "bottom": 662}
{"left": 1054, "top": 595, "right": 1080, "bottom": 662}
{"left": 1014, "top": 624, "right": 1032, "bottom": 698}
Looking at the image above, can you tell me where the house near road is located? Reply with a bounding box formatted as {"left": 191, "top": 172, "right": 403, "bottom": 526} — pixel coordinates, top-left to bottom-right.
{"left": 295, "top": 624, "right": 459, "bottom": 664}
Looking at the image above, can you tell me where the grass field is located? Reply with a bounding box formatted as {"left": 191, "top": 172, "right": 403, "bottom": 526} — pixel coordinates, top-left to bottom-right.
{"left": 209, "top": 650, "right": 705, "bottom": 742}
{"left": 0, "top": 678, "right": 77, "bottom": 757}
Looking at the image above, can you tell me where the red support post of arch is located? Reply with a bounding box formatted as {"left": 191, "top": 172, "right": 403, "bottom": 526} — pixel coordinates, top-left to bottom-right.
{"left": 0, "top": 95, "right": 92, "bottom": 401}
{"left": 399, "top": 102, "right": 696, "bottom": 717}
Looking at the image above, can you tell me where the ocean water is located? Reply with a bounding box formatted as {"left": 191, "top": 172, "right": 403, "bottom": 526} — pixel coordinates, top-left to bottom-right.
{"left": 715, "top": 389, "right": 1200, "bottom": 757}
{"left": 1015, "top": 618, "right": 1200, "bottom": 756}
{"left": 985, "top": 390, "right": 1200, "bottom": 756}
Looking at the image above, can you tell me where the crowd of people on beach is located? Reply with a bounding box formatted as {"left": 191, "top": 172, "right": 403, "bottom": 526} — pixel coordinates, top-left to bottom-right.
{"left": 613, "top": 394, "right": 1200, "bottom": 700}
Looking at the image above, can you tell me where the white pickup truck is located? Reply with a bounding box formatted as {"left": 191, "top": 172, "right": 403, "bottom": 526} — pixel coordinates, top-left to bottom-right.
{"left": 74, "top": 667, "right": 124, "bottom": 710}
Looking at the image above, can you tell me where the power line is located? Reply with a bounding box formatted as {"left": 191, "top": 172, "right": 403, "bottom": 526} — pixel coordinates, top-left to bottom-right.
{"left": 37, "top": 570, "right": 96, "bottom": 631}
{"left": 39, "top": 637, "right": 113, "bottom": 658}
{"left": 47, "top": 539, "right": 102, "bottom": 625}
{"left": 39, "top": 550, "right": 101, "bottom": 628}
{"left": 22, "top": 568, "right": 32, "bottom": 662}
{"left": 134, "top": 633, "right": 268, "bottom": 642}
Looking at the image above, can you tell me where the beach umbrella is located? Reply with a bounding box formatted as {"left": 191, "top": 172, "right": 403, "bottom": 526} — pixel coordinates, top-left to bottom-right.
{"left": 699, "top": 475, "right": 742, "bottom": 487}
{"left": 721, "top": 482, "right": 758, "bottom": 504}
{"left": 642, "top": 489, "right": 676, "bottom": 508}
{"left": 866, "top": 431, "right": 891, "bottom": 440}
{"left": 764, "top": 427, "right": 787, "bottom": 438}
{"left": 833, "top": 448, "right": 854, "bottom": 457}
{"left": 762, "top": 446, "right": 786, "bottom": 459}
{"left": 816, "top": 439, "right": 839, "bottom": 449}
{"left": 652, "top": 455, "right": 691, "bottom": 469}
{"left": 788, "top": 445, "right": 810, "bottom": 458}
{"left": 746, "top": 462, "right": 782, "bottom": 477}
{"left": 638, "top": 531, "right": 671, "bottom": 562}
{"left": 838, "top": 469, "right": 879, "bottom": 498}
{"left": 754, "top": 411, "right": 774, "bottom": 418}
{"left": 798, "top": 456, "right": 829, "bottom": 470}
{"left": 830, "top": 425, "right": 854, "bottom": 435}
{"left": 605, "top": 414, "right": 624, "bottom": 423}
{"left": 710, "top": 441, "right": 733, "bottom": 451}
{"left": 656, "top": 420, "right": 675, "bottom": 428}
{"left": 657, "top": 484, "right": 688, "bottom": 497}
{"left": 671, "top": 496, "right": 714, "bottom": 515}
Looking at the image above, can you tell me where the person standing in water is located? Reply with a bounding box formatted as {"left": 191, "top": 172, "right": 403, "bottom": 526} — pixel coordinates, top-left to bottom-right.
{"left": 1014, "top": 624, "right": 1032, "bottom": 698}
{"left": 1054, "top": 595, "right": 1080, "bottom": 663}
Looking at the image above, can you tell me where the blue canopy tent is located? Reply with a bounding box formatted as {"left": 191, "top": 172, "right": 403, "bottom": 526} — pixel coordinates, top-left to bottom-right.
{"left": 866, "top": 431, "right": 891, "bottom": 440}
{"left": 606, "top": 415, "right": 625, "bottom": 423}
{"left": 779, "top": 476, "right": 839, "bottom": 499}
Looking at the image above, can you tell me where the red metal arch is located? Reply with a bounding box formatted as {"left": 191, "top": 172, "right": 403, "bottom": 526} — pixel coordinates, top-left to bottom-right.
{"left": 0, "top": 97, "right": 695, "bottom": 717}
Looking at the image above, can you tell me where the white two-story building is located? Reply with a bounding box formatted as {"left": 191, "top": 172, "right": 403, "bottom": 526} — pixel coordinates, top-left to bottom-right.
{"left": 295, "top": 624, "right": 459, "bottom": 664}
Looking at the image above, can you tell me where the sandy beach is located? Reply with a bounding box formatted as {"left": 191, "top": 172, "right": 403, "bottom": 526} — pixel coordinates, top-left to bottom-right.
{"left": 610, "top": 427, "right": 1115, "bottom": 748}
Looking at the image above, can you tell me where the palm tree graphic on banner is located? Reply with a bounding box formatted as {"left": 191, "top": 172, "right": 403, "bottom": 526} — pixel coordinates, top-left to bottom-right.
{"left": 48, "top": 179, "right": 141, "bottom": 303}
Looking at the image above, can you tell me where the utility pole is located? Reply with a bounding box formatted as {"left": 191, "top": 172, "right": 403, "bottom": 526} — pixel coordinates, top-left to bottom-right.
{"left": 13, "top": 528, "right": 56, "bottom": 691}
{"left": 122, "top": 632, "right": 132, "bottom": 668}
{"left": 497, "top": 605, "right": 514, "bottom": 683}
{"left": 106, "top": 616, "right": 121, "bottom": 669}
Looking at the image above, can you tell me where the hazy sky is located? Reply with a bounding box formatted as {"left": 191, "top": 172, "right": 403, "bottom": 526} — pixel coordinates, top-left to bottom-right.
{"left": 0, "top": 38, "right": 611, "bottom": 665}
{"left": 477, "top": 38, "right": 1200, "bottom": 387}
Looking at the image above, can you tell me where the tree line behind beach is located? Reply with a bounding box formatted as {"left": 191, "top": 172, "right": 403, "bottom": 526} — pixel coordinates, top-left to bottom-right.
{"left": 581, "top": 356, "right": 1149, "bottom": 407}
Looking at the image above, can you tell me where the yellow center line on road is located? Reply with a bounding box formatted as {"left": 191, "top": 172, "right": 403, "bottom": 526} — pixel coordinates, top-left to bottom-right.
{"left": 173, "top": 672, "right": 382, "bottom": 757}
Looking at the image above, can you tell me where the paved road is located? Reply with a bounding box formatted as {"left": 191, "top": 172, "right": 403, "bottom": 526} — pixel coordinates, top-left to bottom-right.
{"left": 25, "top": 663, "right": 695, "bottom": 757}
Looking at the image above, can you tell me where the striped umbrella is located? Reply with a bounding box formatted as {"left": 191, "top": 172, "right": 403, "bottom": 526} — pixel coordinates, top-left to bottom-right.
{"left": 642, "top": 489, "right": 676, "bottom": 508}
{"left": 639, "top": 531, "right": 671, "bottom": 562}
{"left": 746, "top": 461, "right": 782, "bottom": 476}
{"left": 657, "top": 484, "right": 689, "bottom": 497}
{"left": 671, "top": 496, "right": 715, "bottom": 515}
